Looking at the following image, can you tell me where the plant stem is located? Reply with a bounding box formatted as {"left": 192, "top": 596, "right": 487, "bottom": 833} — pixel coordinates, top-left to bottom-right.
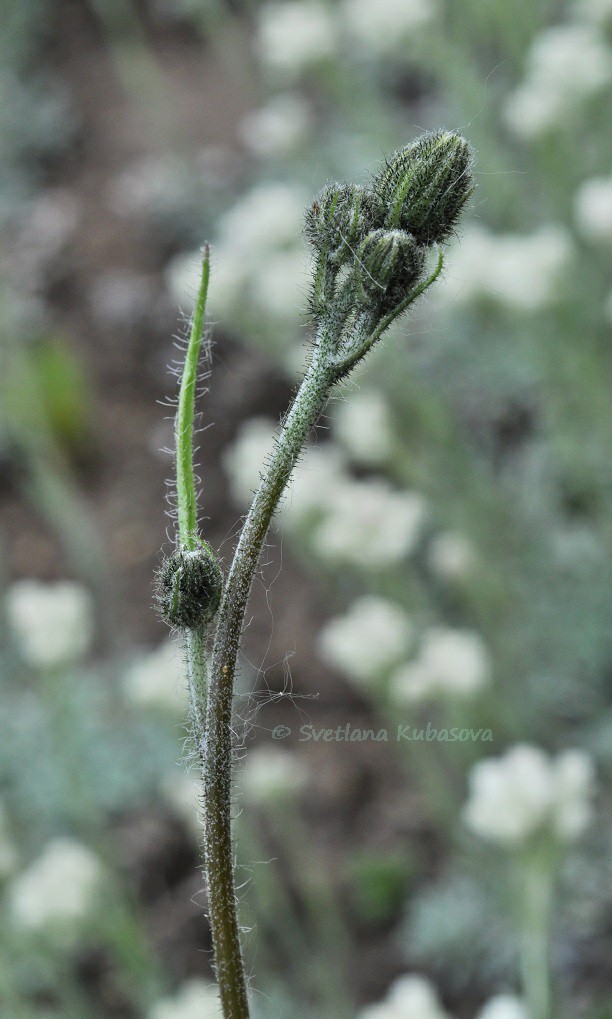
{"left": 204, "top": 355, "right": 333, "bottom": 1018}
{"left": 173, "top": 236, "right": 446, "bottom": 1017}
{"left": 174, "top": 247, "right": 213, "bottom": 763}
{"left": 518, "top": 852, "right": 554, "bottom": 1019}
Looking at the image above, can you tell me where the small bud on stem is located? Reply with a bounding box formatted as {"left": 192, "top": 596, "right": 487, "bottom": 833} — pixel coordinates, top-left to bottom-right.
{"left": 156, "top": 547, "right": 223, "bottom": 630}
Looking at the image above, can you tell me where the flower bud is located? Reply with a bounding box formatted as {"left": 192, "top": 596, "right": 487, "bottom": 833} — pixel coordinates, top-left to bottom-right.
{"left": 355, "top": 228, "right": 425, "bottom": 309}
{"left": 305, "top": 183, "right": 383, "bottom": 264}
{"left": 375, "top": 130, "right": 474, "bottom": 245}
{"left": 156, "top": 547, "right": 223, "bottom": 629}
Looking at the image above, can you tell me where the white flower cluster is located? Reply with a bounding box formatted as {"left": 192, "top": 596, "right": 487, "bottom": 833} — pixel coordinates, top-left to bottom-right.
{"left": 167, "top": 181, "right": 308, "bottom": 325}
{"left": 427, "top": 532, "right": 477, "bottom": 582}
{"left": 256, "top": 2, "right": 336, "bottom": 77}
{"left": 280, "top": 442, "right": 348, "bottom": 524}
{"left": 239, "top": 747, "right": 308, "bottom": 806}
{"left": 577, "top": 0, "right": 612, "bottom": 22}
{"left": 160, "top": 770, "right": 202, "bottom": 840}
{"left": 238, "top": 93, "right": 313, "bottom": 158}
{"left": 464, "top": 745, "right": 595, "bottom": 846}
{"left": 333, "top": 389, "right": 394, "bottom": 466}
{"left": 476, "top": 996, "right": 528, "bottom": 1019}
{"left": 123, "top": 637, "right": 188, "bottom": 715}
{"left": 255, "top": 0, "right": 438, "bottom": 72}
{"left": 313, "top": 479, "right": 426, "bottom": 567}
{"left": 358, "top": 976, "right": 526, "bottom": 1019}
{"left": 5, "top": 579, "right": 94, "bottom": 670}
{"left": 574, "top": 176, "right": 612, "bottom": 243}
{"left": 319, "top": 596, "right": 413, "bottom": 686}
{"left": 504, "top": 23, "right": 612, "bottom": 139}
{"left": 443, "top": 225, "right": 573, "bottom": 312}
{"left": 9, "top": 838, "right": 103, "bottom": 941}
{"left": 340, "top": 0, "right": 437, "bottom": 55}
{"left": 358, "top": 974, "right": 451, "bottom": 1019}
{"left": 148, "top": 979, "right": 221, "bottom": 1019}
{"left": 223, "top": 416, "right": 278, "bottom": 506}
{"left": 391, "top": 627, "right": 491, "bottom": 703}
{"left": 217, "top": 177, "right": 306, "bottom": 249}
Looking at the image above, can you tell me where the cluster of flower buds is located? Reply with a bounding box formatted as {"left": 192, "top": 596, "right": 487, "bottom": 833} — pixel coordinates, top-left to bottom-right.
{"left": 305, "top": 130, "right": 474, "bottom": 320}
{"left": 156, "top": 545, "right": 223, "bottom": 630}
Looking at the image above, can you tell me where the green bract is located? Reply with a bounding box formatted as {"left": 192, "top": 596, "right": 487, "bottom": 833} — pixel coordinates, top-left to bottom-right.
{"left": 305, "top": 182, "right": 383, "bottom": 265}
{"left": 355, "top": 228, "right": 425, "bottom": 312}
{"left": 375, "top": 130, "right": 474, "bottom": 244}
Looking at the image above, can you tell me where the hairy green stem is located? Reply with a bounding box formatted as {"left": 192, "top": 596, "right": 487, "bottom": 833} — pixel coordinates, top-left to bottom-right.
{"left": 204, "top": 355, "right": 333, "bottom": 1017}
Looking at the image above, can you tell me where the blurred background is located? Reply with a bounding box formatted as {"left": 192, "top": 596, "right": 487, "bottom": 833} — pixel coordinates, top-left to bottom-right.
{"left": 0, "top": 1, "right": 611, "bottom": 1016}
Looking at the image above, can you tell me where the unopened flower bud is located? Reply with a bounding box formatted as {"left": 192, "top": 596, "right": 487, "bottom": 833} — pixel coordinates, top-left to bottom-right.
{"left": 305, "top": 183, "right": 383, "bottom": 264}
{"left": 156, "top": 546, "right": 223, "bottom": 629}
{"left": 356, "top": 228, "right": 425, "bottom": 309}
{"left": 375, "top": 130, "right": 474, "bottom": 245}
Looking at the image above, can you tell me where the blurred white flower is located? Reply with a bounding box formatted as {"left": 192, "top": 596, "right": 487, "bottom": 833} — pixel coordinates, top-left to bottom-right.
{"left": 256, "top": 2, "right": 336, "bottom": 77}
{"left": 281, "top": 441, "right": 347, "bottom": 524}
{"left": 341, "top": 0, "right": 437, "bottom": 54}
{"left": 217, "top": 182, "right": 307, "bottom": 256}
{"left": 359, "top": 974, "right": 451, "bottom": 1018}
{"left": 240, "top": 747, "right": 308, "bottom": 806}
{"left": 604, "top": 288, "right": 612, "bottom": 324}
{"left": 148, "top": 979, "right": 221, "bottom": 1019}
{"left": 419, "top": 627, "right": 491, "bottom": 695}
{"left": 504, "top": 24, "right": 612, "bottom": 138}
{"left": 476, "top": 995, "right": 528, "bottom": 1019}
{"left": 463, "top": 745, "right": 595, "bottom": 846}
{"left": 464, "top": 746, "right": 554, "bottom": 845}
{"left": 123, "top": 637, "right": 188, "bottom": 714}
{"left": 160, "top": 770, "right": 202, "bottom": 840}
{"left": 391, "top": 627, "right": 490, "bottom": 703}
{"left": 427, "top": 532, "right": 476, "bottom": 581}
{"left": 444, "top": 226, "right": 573, "bottom": 311}
{"left": 6, "top": 579, "right": 94, "bottom": 669}
{"left": 577, "top": 0, "right": 612, "bottom": 22}
{"left": 238, "top": 93, "right": 313, "bottom": 157}
{"left": 9, "top": 839, "right": 103, "bottom": 939}
{"left": 319, "top": 596, "right": 413, "bottom": 684}
{"left": 223, "top": 416, "right": 277, "bottom": 506}
{"left": 167, "top": 182, "right": 308, "bottom": 319}
{"left": 108, "top": 155, "right": 186, "bottom": 218}
{"left": 0, "top": 801, "right": 18, "bottom": 879}
{"left": 551, "top": 749, "right": 596, "bottom": 839}
{"left": 574, "top": 176, "right": 612, "bottom": 242}
{"left": 333, "top": 390, "right": 393, "bottom": 465}
{"left": 313, "top": 479, "right": 427, "bottom": 567}
{"left": 251, "top": 246, "right": 309, "bottom": 320}
{"left": 389, "top": 660, "right": 436, "bottom": 703}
